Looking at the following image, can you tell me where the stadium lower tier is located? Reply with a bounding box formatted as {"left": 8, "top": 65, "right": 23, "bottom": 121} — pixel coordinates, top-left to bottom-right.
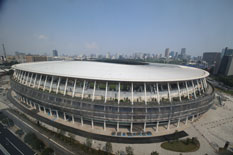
{"left": 10, "top": 78, "right": 215, "bottom": 132}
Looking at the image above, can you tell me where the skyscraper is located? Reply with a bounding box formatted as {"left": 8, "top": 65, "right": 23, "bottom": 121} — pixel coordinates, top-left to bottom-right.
{"left": 52, "top": 50, "right": 58, "bottom": 57}
{"left": 164, "top": 48, "right": 170, "bottom": 58}
{"left": 218, "top": 47, "right": 233, "bottom": 76}
{"left": 180, "top": 48, "right": 186, "bottom": 59}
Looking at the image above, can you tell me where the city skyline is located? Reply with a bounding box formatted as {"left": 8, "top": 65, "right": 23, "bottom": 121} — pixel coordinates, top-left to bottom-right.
{"left": 0, "top": 0, "right": 233, "bottom": 56}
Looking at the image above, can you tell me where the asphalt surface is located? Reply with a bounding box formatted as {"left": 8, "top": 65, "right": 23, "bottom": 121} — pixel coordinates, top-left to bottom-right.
{"left": 0, "top": 123, "right": 35, "bottom": 155}
{"left": 8, "top": 89, "right": 188, "bottom": 144}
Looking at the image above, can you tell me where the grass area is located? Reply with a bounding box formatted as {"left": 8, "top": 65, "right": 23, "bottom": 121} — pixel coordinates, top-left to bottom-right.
{"left": 161, "top": 138, "right": 200, "bottom": 152}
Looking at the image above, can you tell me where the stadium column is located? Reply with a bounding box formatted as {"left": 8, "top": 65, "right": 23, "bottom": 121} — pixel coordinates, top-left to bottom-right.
{"left": 15, "top": 70, "right": 19, "bottom": 80}
{"left": 192, "top": 115, "right": 195, "bottom": 122}
{"left": 17, "top": 70, "right": 21, "bottom": 80}
{"left": 38, "top": 74, "right": 42, "bottom": 89}
{"left": 72, "top": 79, "right": 77, "bottom": 98}
{"left": 20, "top": 71, "right": 25, "bottom": 83}
{"left": 72, "top": 114, "right": 74, "bottom": 124}
{"left": 185, "top": 116, "right": 188, "bottom": 125}
{"left": 63, "top": 78, "right": 68, "bottom": 96}
{"left": 104, "top": 107, "right": 106, "bottom": 131}
{"left": 33, "top": 74, "right": 37, "bottom": 88}
{"left": 91, "top": 119, "right": 94, "bottom": 129}
{"left": 200, "top": 79, "right": 205, "bottom": 93}
{"left": 20, "top": 71, "right": 24, "bottom": 83}
{"left": 43, "top": 75, "right": 48, "bottom": 91}
{"left": 167, "top": 83, "right": 172, "bottom": 102}
{"left": 49, "top": 76, "right": 54, "bottom": 93}
{"left": 144, "top": 83, "right": 147, "bottom": 105}
{"left": 117, "top": 122, "right": 119, "bottom": 131}
{"left": 118, "top": 82, "right": 121, "bottom": 104}
{"left": 185, "top": 81, "right": 190, "bottom": 99}
{"left": 92, "top": 81, "right": 96, "bottom": 101}
{"left": 64, "top": 112, "right": 67, "bottom": 121}
{"left": 144, "top": 122, "right": 147, "bottom": 132}
{"left": 104, "top": 120, "right": 106, "bottom": 131}
{"left": 204, "top": 78, "right": 207, "bottom": 88}
{"left": 177, "top": 118, "right": 180, "bottom": 128}
{"left": 167, "top": 119, "right": 170, "bottom": 130}
{"left": 81, "top": 116, "right": 83, "bottom": 126}
{"left": 156, "top": 121, "right": 159, "bottom": 132}
{"left": 104, "top": 81, "right": 108, "bottom": 103}
{"left": 43, "top": 106, "right": 46, "bottom": 114}
{"left": 197, "top": 79, "right": 201, "bottom": 95}
{"left": 25, "top": 72, "right": 29, "bottom": 85}
{"left": 156, "top": 83, "right": 160, "bottom": 104}
{"left": 23, "top": 71, "right": 27, "bottom": 84}
{"left": 131, "top": 83, "right": 134, "bottom": 105}
{"left": 13, "top": 70, "right": 16, "bottom": 78}
{"left": 177, "top": 82, "right": 182, "bottom": 101}
{"left": 29, "top": 73, "right": 33, "bottom": 86}
{"left": 192, "top": 80, "right": 197, "bottom": 98}
{"left": 81, "top": 80, "right": 86, "bottom": 99}
{"left": 18, "top": 71, "right": 21, "bottom": 82}
{"left": 130, "top": 122, "right": 133, "bottom": 133}
{"left": 56, "top": 110, "right": 59, "bottom": 119}
{"left": 144, "top": 108, "right": 147, "bottom": 132}
{"left": 13, "top": 70, "right": 16, "bottom": 79}
{"left": 56, "top": 77, "right": 61, "bottom": 94}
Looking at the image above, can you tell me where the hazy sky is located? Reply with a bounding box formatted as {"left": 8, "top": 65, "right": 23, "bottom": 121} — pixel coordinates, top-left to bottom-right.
{"left": 0, "top": 0, "right": 233, "bottom": 56}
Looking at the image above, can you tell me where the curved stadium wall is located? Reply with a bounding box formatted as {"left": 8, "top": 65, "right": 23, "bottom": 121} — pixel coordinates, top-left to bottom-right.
{"left": 10, "top": 61, "right": 215, "bottom": 133}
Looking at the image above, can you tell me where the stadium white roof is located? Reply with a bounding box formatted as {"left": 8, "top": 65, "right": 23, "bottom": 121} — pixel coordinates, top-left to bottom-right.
{"left": 12, "top": 61, "right": 209, "bottom": 82}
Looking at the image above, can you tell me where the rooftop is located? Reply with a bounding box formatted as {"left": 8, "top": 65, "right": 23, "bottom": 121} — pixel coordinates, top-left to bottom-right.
{"left": 12, "top": 61, "right": 209, "bottom": 82}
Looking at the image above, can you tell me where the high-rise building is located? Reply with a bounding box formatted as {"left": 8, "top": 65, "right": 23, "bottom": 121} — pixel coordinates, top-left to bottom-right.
{"left": 52, "top": 50, "right": 58, "bottom": 57}
{"left": 180, "top": 48, "right": 186, "bottom": 59}
{"left": 170, "top": 51, "right": 175, "bottom": 58}
{"left": 164, "top": 48, "right": 170, "bottom": 58}
{"left": 218, "top": 47, "right": 233, "bottom": 76}
{"left": 203, "top": 52, "right": 221, "bottom": 74}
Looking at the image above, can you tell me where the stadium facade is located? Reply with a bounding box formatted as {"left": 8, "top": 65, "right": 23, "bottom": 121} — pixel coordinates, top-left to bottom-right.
{"left": 10, "top": 61, "right": 215, "bottom": 133}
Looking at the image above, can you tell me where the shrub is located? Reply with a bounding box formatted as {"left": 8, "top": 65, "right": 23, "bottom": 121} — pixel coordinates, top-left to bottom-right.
{"left": 15, "top": 129, "right": 24, "bottom": 137}
{"left": 24, "top": 132, "right": 45, "bottom": 151}
{"left": 105, "top": 142, "right": 113, "bottom": 154}
{"left": 41, "top": 147, "right": 54, "bottom": 155}
{"left": 151, "top": 151, "right": 159, "bottom": 155}
{"left": 125, "top": 146, "right": 134, "bottom": 155}
{"left": 85, "top": 138, "right": 92, "bottom": 148}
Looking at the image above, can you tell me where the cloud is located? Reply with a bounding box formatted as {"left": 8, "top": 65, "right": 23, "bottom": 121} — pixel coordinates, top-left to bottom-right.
{"left": 85, "top": 42, "right": 98, "bottom": 50}
{"left": 38, "top": 34, "right": 48, "bottom": 40}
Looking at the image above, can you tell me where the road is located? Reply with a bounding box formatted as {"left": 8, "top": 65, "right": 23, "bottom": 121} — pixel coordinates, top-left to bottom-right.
{"left": 0, "top": 123, "right": 35, "bottom": 155}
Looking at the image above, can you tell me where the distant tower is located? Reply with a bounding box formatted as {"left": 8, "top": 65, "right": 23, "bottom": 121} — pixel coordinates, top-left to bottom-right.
{"left": 52, "top": 50, "right": 58, "bottom": 57}
{"left": 181, "top": 48, "right": 186, "bottom": 56}
{"left": 181, "top": 48, "right": 186, "bottom": 59}
{"left": 164, "top": 48, "right": 170, "bottom": 58}
{"left": 2, "top": 44, "right": 7, "bottom": 61}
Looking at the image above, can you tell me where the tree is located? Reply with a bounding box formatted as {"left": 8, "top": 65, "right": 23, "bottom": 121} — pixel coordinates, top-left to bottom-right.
{"left": 85, "top": 138, "right": 92, "bottom": 148}
{"left": 151, "top": 151, "right": 159, "bottom": 155}
{"left": 105, "top": 142, "right": 113, "bottom": 154}
{"left": 125, "top": 146, "right": 134, "bottom": 155}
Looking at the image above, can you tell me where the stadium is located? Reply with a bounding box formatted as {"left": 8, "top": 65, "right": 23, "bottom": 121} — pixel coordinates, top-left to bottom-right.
{"left": 10, "top": 61, "right": 215, "bottom": 136}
